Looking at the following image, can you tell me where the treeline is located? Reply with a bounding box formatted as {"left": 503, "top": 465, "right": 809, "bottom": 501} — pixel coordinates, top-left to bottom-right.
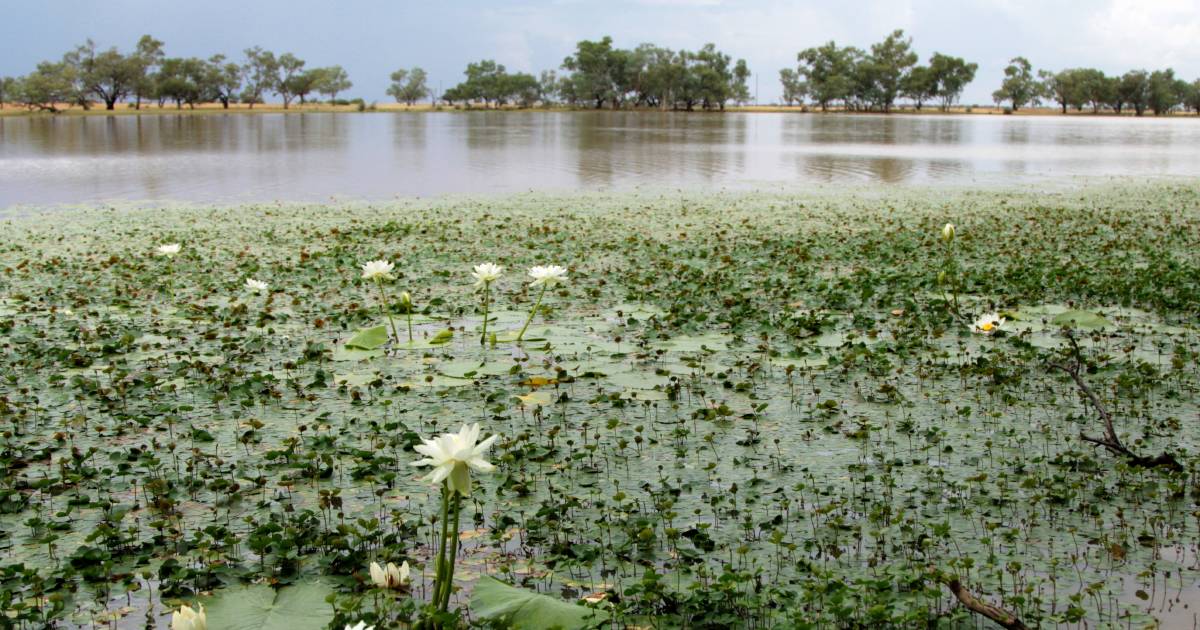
{"left": 0, "top": 36, "right": 352, "bottom": 112}
{"left": 430, "top": 37, "right": 750, "bottom": 111}
{"left": 779, "top": 30, "right": 978, "bottom": 113}
{"left": 992, "top": 58, "right": 1200, "bottom": 115}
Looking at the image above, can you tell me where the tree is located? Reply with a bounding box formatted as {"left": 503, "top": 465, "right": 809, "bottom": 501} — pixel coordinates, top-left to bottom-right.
{"left": 241, "top": 47, "right": 278, "bottom": 109}
{"left": 561, "top": 37, "right": 623, "bottom": 109}
{"left": 315, "top": 66, "right": 351, "bottom": 102}
{"left": 0, "top": 76, "right": 14, "bottom": 108}
{"left": 1117, "top": 70, "right": 1150, "bottom": 116}
{"left": 779, "top": 68, "right": 806, "bottom": 106}
{"left": 866, "top": 29, "right": 917, "bottom": 112}
{"left": 1040, "top": 68, "right": 1084, "bottom": 114}
{"left": 1186, "top": 79, "right": 1200, "bottom": 114}
{"left": 156, "top": 57, "right": 204, "bottom": 108}
{"left": 386, "top": 67, "right": 429, "bottom": 105}
{"left": 273, "top": 53, "right": 306, "bottom": 108}
{"left": 796, "top": 42, "right": 859, "bottom": 111}
{"left": 993, "top": 57, "right": 1039, "bottom": 111}
{"left": 538, "top": 70, "right": 559, "bottom": 105}
{"left": 1147, "top": 69, "right": 1183, "bottom": 115}
{"left": 66, "top": 39, "right": 139, "bottom": 110}
{"left": 201, "top": 55, "right": 242, "bottom": 108}
{"left": 13, "top": 62, "right": 76, "bottom": 112}
{"left": 1076, "top": 69, "right": 1110, "bottom": 113}
{"left": 928, "top": 53, "right": 977, "bottom": 110}
{"left": 131, "top": 35, "right": 164, "bottom": 110}
{"left": 900, "top": 65, "right": 936, "bottom": 110}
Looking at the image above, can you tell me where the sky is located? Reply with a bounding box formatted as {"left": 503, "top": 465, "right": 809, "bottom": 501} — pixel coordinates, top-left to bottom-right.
{"left": 2, "top": 0, "right": 1198, "bottom": 106}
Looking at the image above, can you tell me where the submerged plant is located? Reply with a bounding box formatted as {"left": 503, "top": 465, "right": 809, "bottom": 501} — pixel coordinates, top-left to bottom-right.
{"left": 471, "top": 263, "right": 503, "bottom": 344}
{"left": 362, "top": 259, "right": 400, "bottom": 344}
{"left": 411, "top": 423, "right": 499, "bottom": 619}
{"left": 516, "top": 265, "right": 567, "bottom": 342}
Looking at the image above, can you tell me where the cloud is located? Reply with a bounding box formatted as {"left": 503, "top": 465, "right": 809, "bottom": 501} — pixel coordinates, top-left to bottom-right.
{"left": 1085, "top": 0, "right": 1200, "bottom": 71}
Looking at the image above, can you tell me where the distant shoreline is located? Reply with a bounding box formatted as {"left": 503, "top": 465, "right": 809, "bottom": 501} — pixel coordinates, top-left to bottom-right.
{"left": 1, "top": 102, "right": 1197, "bottom": 119}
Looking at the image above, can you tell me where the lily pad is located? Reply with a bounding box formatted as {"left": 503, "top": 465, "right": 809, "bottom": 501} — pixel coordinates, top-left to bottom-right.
{"left": 471, "top": 575, "right": 609, "bottom": 630}
{"left": 345, "top": 325, "right": 390, "bottom": 350}
{"left": 204, "top": 582, "right": 334, "bottom": 630}
{"left": 1051, "top": 310, "right": 1111, "bottom": 329}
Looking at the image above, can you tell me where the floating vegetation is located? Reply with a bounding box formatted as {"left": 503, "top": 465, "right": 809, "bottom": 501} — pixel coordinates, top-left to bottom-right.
{"left": 1, "top": 183, "right": 1199, "bottom": 628}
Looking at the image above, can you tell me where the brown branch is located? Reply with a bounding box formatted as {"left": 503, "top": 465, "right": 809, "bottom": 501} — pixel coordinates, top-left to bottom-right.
{"left": 934, "top": 572, "right": 1029, "bottom": 630}
{"left": 1048, "top": 331, "right": 1182, "bottom": 472}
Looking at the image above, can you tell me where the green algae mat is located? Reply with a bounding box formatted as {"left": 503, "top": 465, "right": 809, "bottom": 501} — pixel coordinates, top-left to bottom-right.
{"left": 2, "top": 183, "right": 1200, "bottom": 628}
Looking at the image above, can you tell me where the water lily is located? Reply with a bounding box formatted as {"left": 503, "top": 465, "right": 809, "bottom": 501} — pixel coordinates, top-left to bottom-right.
{"left": 973, "top": 313, "right": 1005, "bottom": 334}
{"left": 171, "top": 604, "right": 206, "bottom": 630}
{"left": 400, "top": 291, "right": 414, "bottom": 342}
{"left": 472, "top": 263, "right": 503, "bottom": 344}
{"left": 244, "top": 278, "right": 268, "bottom": 294}
{"left": 157, "top": 243, "right": 182, "bottom": 257}
{"left": 369, "top": 560, "right": 410, "bottom": 589}
{"left": 471, "top": 262, "right": 503, "bottom": 288}
{"left": 411, "top": 423, "right": 498, "bottom": 496}
{"left": 517, "top": 264, "right": 567, "bottom": 341}
{"left": 412, "top": 423, "right": 500, "bottom": 614}
{"left": 361, "top": 260, "right": 400, "bottom": 343}
{"left": 345, "top": 623, "right": 374, "bottom": 630}
{"left": 360, "top": 259, "right": 395, "bottom": 281}
{"left": 941, "top": 223, "right": 955, "bottom": 243}
{"left": 528, "top": 264, "right": 568, "bottom": 288}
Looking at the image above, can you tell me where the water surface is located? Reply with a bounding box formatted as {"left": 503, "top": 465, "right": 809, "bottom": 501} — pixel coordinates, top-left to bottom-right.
{"left": 2, "top": 111, "right": 1199, "bottom": 206}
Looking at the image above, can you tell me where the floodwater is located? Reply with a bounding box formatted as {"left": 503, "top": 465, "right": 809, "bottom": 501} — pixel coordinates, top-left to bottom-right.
{"left": 1, "top": 110, "right": 1199, "bottom": 206}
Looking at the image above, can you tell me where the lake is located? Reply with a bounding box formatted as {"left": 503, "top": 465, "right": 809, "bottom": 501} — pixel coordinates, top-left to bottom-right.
{"left": 2, "top": 110, "right": 1199, "bottom": 207}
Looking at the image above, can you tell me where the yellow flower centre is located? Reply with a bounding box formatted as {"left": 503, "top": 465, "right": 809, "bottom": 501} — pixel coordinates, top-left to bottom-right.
{"left": 981, "top": 322, "right": 994, "bottom": 331}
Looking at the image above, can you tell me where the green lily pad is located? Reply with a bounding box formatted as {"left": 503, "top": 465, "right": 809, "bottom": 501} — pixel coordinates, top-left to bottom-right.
{"left": 204, "top": 582, "right": 334, "bottom": 630}
{"left": 345, "top": 325, "right": 390, "bottom": 350}
{"left": 1051, "top": 310, "right": 1111, "bottom": 329}
{"left": 471, "top": 575, "right": 609, "bottom": 630}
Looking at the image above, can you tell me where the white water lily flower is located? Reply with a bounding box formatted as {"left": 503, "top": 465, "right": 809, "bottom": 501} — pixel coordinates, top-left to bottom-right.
{"left": 941, "top": 223, "right": 955, "bottom": 243}
{"left": 411, "top": 423, "right": 499, "bottom": 495}
{"left": 244, "top": 278, "right": 269, "bottom": 293}
{"left": 973, "top": 313, "right": 1005, "bottom": 335}
{"left": 171, "top": 604, "right": 206, "bottom": 630}
{"left": 157, "top": 243, "right": 182, "bottom": 257}
{"left": 345, "top": 623, "right": 374, "bottom": 630}
{"left": 369, "top": 560, "right": 410, "bottom": 589}
{"left": 361, "top": 260, "right": 395, "bottom": 281}
{"left": 472, "top": 262, "right": 504, "bottom": 288}
{"left": 528, "top": 265, "right": 568, "bottom": 288}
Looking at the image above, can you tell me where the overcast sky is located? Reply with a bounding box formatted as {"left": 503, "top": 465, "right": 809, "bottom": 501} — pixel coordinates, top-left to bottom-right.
{"left": 3, "top": 0, "right": 1198, "bottom": 105}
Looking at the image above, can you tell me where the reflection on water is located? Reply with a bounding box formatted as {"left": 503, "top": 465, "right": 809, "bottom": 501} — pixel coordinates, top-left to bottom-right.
{"left": 2, "top": 111, "right": 1200, "bottom": 206}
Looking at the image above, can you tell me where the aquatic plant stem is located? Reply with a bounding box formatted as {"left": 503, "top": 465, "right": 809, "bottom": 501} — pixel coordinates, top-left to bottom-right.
{"left": 438, "top": 492, "right": 462, "bottom": 611}
{"left": 432, "top": 486, "right": 450, "bottom": 615}
{"left": 479, "top": 281, "right": 492, "bottom": 345}
{"left": 406, "top": 306, "right": 414, "bottom": 343}
{"left": 516, "top": 284, "right": 548, "bottom": 342}
{"left": 375, "top": 277, "right": 400, "bottom": 344}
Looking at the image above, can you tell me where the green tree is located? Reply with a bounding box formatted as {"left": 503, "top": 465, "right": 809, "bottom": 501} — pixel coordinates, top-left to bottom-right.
{"left": 315, "top": 66, "right": 352, "bottom": 102}
{"left": 900, "top": 65, "right": 935, "bottom": 110}
{"left": 561, "top": 37, "right": 623, "bottom": 109}
{"left": 1147, "top": 69, "right": 1184, "bottom": 115}
{"left": 796, "top": 41, "right": 859, "bottom": 111}
{"left": 1117, "top": 70, "right": 1149, "bottom": 116}
{"left": 66, "top": 39, "right": 139, "bottom": 110}
{"left": 1076, "top": 69, "right": 1110, "bottom": 113}
{"left": 0, "top": 76, "right": 15, "bottom": 108}
{"left": 866, "top": 29, "right": 917, "bottom": 112}
{"left": 928, "top": 53, "right": 977, "bottom": 110}
{"left": 779, "top": 68, "right": 806, "bottom": 106}
{"left": 131, "top": 35, "right": 164, "bottom": 110}
{"left": 13, "top": 62, "right": 76, "bottom": 112}
{"left": 1040, "top": 68, "right": 1084, "bottom": 114}
{"left": 241, "top": 47, "right": 278, "bottom": 108}
{"left": 992, "top": 57, "right": 1039, "bottom": 111}
{"left": 202, "top": 55, "right": 242, "bottom": 108}
{"left": 273, "top": 53, "right": 306, "bottom": 108}
{"left": 1186, "top": 79, "right": 1200, "bottom": 114}
{"left": 156, "top": 57, "right": 204, "bottom": 109}
{"left": 387, "top": 67, "right": 429, "bottom": 105}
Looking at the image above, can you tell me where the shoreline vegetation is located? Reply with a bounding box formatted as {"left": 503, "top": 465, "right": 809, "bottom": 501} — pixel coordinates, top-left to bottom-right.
{"left": 3, "top": 101, "right": 1199, "bottom": 118}
{"left": 4, "top": 31, "right": 1199, "bottom": 119}
{"left": 1, "top": 183, "right": 1199, "bottom": 629}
